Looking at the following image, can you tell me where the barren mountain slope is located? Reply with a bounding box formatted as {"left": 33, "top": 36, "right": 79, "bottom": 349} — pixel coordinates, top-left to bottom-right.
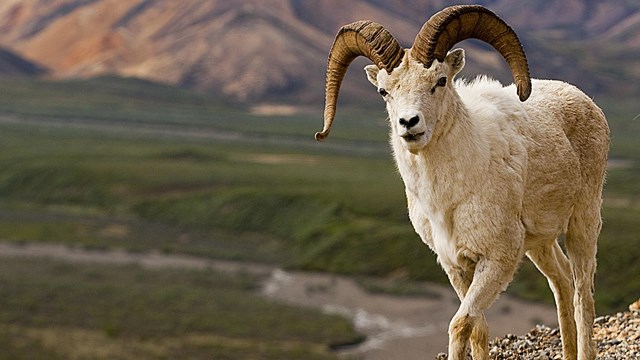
{"left": 0, "top": 0, "right": 637, "bottom": 103}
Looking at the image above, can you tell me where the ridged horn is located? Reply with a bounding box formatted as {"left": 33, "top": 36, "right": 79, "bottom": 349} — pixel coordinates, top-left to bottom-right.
{"left": 316, "top": 20, "right": 404, "bottom": 141}
{"left": 412, "top": 5, "right": 531, "bottom": 101}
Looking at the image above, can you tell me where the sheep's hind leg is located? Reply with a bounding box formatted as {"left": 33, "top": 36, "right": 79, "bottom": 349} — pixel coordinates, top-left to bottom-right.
{"left": 565, "top": 207, "right": 600, "bottom": 360}
{"left": 527, "top": 241, "right": 577, "bottom": 360}
{"left": 447, "top": 258, "right": 518, "bottom": 360}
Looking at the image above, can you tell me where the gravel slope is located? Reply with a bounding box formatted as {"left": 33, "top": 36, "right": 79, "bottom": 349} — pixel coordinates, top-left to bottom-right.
{"left": 436, "top": 299, "right": 640, "bottom": 359}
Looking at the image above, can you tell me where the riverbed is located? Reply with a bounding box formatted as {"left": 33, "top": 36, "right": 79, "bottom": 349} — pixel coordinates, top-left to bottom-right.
{"left": 0, "top": 242, "right": 558, "bottom": 359}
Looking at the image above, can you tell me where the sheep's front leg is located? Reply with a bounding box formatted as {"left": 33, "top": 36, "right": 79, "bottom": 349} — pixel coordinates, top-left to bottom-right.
{"left": 448, "top": 257, "right": 519, "bottom": 360}
{"left": 470, "top": 315, "right": 488, "bottom": 359}
{"left": 444, "top": 265, "right": 488, "bottom": 359}
{"left": 447, "top": 312, "right": 490, "bottom": 360}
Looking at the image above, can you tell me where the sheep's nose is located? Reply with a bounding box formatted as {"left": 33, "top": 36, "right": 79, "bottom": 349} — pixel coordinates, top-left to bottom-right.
{"left": 399, "top": 115, "right": 420, "bottom": 129}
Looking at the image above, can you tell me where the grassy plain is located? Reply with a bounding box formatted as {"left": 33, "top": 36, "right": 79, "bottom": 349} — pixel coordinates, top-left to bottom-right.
{"left": 0, "top": 76, "right": 637, "bottom": 357}
{"left": 0, "top": 258, "right": 360, "bottom": 360}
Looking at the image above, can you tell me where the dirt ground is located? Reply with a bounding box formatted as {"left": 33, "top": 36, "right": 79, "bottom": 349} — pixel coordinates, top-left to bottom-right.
{"left": 0, "top": 242, "right": 558, "bottom": 359}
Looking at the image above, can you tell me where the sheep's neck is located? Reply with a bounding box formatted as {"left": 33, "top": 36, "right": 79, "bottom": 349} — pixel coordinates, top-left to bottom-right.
{"left": 391, "top": 101, "right": 490, "bottom": 211}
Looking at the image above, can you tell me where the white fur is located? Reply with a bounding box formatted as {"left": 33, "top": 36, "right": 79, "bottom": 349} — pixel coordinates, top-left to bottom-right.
{"left": 364, "top": 49, "right": 609, "bottom": 360}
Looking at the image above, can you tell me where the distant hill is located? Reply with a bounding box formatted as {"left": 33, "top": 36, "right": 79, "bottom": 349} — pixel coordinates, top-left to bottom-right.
{"left": 0, "top": 0, "right": 637, "bottom": 104}
{"left": 0, "top": 47, "right": 46, "bottom": 77}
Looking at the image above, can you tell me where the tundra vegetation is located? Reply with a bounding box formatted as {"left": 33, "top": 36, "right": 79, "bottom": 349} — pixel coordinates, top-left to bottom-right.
{"left": 0, "top": 75, "right": 636, "bottom": 359}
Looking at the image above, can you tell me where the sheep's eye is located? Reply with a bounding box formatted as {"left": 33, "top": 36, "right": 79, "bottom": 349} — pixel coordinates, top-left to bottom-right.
{"left": 378, "top": 88, "right": 388, "bottom": 97}
{"left": 431, "top": 77, "right": 447, "bottom": 94}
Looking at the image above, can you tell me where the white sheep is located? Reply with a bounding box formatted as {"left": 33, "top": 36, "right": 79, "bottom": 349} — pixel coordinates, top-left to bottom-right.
{"left": 314, "top": 5, "right": 609, "bottom": 360}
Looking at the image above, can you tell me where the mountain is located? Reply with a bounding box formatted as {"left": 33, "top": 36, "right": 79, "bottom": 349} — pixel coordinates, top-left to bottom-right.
{"left": 0, "top": 0, "right": 637, "bottom": 105}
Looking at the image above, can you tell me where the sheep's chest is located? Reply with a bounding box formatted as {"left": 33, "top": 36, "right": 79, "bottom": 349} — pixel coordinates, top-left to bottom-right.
{"left": 393, "top": 136, "right": 486, "bottom": 271}
{"left": 403, "top": 167, "right": 465, "bottom": 270}
{"left": 426, "top": 207, "right": 459, "bottom": 269}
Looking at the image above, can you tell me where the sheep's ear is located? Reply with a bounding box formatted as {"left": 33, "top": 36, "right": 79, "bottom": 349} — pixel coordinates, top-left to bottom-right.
{"left": 445, "top": 48, "right": 465, "bottom": 77}
{"left": 364, "top": 65, "right": 379, "bottom": 87}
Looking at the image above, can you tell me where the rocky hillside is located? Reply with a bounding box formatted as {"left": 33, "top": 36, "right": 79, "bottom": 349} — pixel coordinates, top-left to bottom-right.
{"left": 0, "top": 0, "right": 638, "bottom": 104}
{"left": 436, "top": 300, "right": 640, "bottom": 359}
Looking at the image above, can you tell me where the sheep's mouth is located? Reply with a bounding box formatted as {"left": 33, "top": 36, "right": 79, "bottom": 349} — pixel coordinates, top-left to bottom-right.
{"left": 401, "top": 132, "right": 425, "bottom": 142}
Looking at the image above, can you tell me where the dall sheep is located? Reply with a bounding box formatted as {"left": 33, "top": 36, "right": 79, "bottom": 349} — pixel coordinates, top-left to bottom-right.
{"left": 314, "top": 5, "right": 609, "bottom": 360}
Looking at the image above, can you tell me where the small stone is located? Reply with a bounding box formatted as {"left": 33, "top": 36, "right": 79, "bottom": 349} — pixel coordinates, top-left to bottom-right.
{"left": 604, "top": 339, "right": 622, "bottom": 346}
{"left": 595, "top": 315, "right": 607, "bottom": 324}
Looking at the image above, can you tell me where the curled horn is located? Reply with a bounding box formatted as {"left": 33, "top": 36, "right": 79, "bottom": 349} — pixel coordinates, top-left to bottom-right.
{"left": 412, "top": 5, "right": 531, "bottom": 101}
{"left": 316, "top": 21, "right": 404, "bottom": 141}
